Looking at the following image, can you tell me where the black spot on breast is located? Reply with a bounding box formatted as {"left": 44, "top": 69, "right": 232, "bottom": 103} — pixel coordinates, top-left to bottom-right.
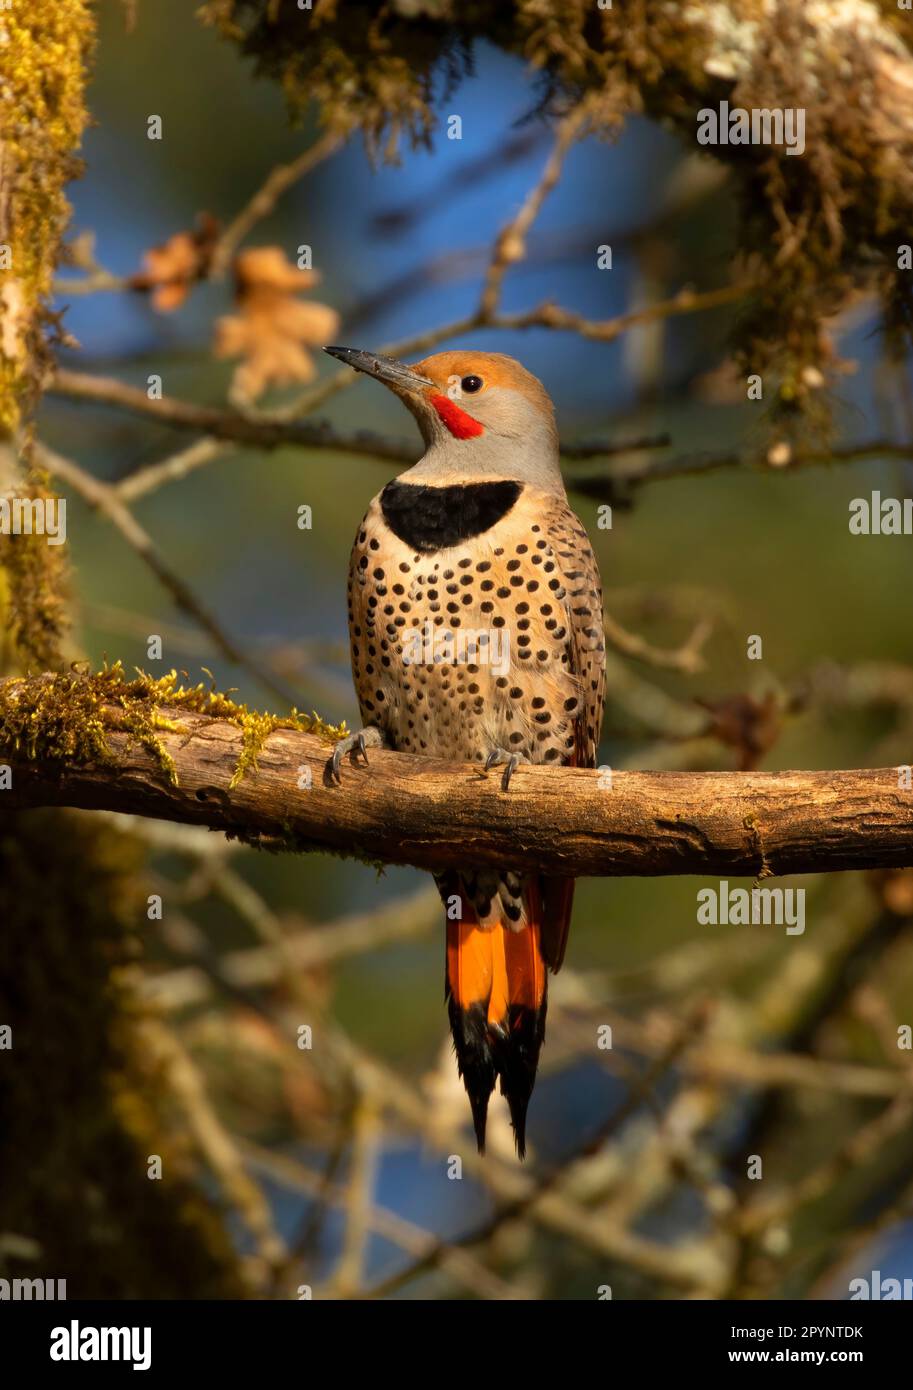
{"left": 379, "top": 479, "right": 523, "bottom": 553}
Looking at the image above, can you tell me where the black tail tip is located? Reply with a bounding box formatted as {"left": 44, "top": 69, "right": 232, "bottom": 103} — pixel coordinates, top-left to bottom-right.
{"left": 469, "top": 1092, "right": 490, "bottom": 1154}
{"left": 448, "top": 999, "right": 496, "bottom": 1155}
{"left": 448, "top": 998, "right": 546, "bottom": 1159}
{"left": 494, "top": 1004, "right": 546, "bottom": 1160}
{"left": 501, "top": 1078, "right": 533, "bottom": 1159}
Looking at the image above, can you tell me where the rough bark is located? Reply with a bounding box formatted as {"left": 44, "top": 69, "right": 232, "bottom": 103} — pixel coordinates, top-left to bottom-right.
{"left": 3, "top": 688, "right": 912, "bottom": 877}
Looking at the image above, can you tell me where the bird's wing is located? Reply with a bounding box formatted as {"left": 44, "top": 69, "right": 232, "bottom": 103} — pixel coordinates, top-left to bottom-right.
{"left": 542, "top": 496, "right": 606, "bottom": 770}
{"left": 537, "top": 496, "right": 606, "bottom": 973}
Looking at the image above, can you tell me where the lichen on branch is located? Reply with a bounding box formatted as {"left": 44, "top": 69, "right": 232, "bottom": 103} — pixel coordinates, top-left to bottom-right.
{"left": 0, "top": 662, "right": 343, "bottom": 789}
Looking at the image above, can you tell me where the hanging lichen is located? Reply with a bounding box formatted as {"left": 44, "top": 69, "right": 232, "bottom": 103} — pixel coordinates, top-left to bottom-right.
{"left": 199, "top": 0, "right": 913, "bottom": 432}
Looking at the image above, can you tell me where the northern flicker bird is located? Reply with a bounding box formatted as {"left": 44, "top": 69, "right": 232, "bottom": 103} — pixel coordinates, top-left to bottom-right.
{"left": 325, "top": 346, "right": 606, "bottom": 1157}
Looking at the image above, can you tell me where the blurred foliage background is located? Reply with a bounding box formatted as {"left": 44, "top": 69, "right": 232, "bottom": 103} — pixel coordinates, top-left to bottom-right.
{"left": 3, "top": 0, "right": 913, "bottom": 1300}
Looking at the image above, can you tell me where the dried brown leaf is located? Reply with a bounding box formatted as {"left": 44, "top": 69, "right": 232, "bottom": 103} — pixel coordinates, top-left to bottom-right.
{"left": 130, "top": 213, "right": 220, "bottom": 312}
{"left": 214, "top": 247, "right": 340, "bottom": 405}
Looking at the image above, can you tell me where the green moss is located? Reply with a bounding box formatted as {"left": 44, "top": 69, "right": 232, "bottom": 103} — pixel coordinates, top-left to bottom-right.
{"left": 0, "top": 485, "right": 70, "bottom": 671}
{"left": 0, "top": 661, "right": 344, "bottom": 787}
{"left": 0, "top": 3, "right": 91, "bottom": 667}
{"left": 0, "top": 1, "right": 94, "bottom": 434}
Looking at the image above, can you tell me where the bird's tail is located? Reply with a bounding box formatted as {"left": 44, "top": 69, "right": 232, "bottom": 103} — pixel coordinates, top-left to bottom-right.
{"left": 444, "top": 876, "right": 572, "bottom": 1157}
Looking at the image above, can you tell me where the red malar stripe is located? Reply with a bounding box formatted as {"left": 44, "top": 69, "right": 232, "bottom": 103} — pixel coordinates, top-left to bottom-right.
{"left": 430, "top": 393, "right": 484, "bottom": 439}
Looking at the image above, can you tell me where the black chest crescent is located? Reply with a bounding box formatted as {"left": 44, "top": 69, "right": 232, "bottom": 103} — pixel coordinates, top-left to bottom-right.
{"left": 379, "top": 479, "right": 523, "bottom": 553}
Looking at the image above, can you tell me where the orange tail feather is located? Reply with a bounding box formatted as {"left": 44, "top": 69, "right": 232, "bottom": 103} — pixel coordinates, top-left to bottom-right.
{"left": 491, "top": 910, "right": 547, "bottom": 1158}
{"left": 445, "top": 876, "right": 563, "bottom": 1158}
{"left": 446, "top": 916, "right": 497, "bottom": 1152}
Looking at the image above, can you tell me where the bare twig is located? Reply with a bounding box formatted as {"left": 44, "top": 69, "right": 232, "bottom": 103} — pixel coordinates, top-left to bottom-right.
{"left": 364, "top": 1001, "right": 713, "bottom": 1299}
{"left": 49, "top": 369, "right": 417, "bottom": 460}
{"left": 210, "top": 131, "right": 345, "bottom": 277}
{"left": 144, "top": 885, "right": 440, "bottom": 1011}
{"left": 241, "top": 1140, "right": 529, "bottom": 1301}
{"left": 140, "top": 1017, "right": 287, "bottom": 1285}
{"left": 492, "top": 284, "right": 746, "bottom": 340}
{"left": 35, "top": 443, "right": 298, "bottom": 706}
{"left": 569, "top": 440, "right": 913, "bottom": 502}
{"left": 602, "top": 610, "right": 713, "bottom": 674}
{"left": 479, "top": 104, "right": 590, "bottom": 319}
{"left": 116, "top": 438, "right": 229, "bottom": 503}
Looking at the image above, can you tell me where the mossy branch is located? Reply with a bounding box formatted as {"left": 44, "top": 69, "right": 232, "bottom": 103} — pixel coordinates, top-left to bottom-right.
{"left": 1, "top": 672, "right": 912, "bottom": 877}
{"left": 0, "top": 3, "right": 94, "bottom": 667}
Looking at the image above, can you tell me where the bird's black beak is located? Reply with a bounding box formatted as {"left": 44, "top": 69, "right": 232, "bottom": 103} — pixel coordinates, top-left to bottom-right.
{"left": 323, "top": 345, "right": 435, "bottom": 393}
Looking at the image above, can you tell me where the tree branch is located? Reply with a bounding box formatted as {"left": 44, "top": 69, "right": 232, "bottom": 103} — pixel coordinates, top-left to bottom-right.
{"left": 2, "top": 677, "right": 912, "bottom": 877}
{"left": 49, "top": 368, "right": 415, "bottom": 460}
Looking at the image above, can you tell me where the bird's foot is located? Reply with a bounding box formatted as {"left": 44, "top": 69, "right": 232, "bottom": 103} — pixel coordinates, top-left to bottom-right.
{"left": 483, "top": 746, "right": 529, "bottom": 793}
{"left": 328, "top": 726, "right": 384, "bottom": 784}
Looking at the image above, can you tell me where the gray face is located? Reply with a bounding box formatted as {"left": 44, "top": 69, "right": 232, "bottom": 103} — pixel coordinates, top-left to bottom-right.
{"left": 403, "top": 387, "right": 565, "bottom": 494}
{"left": 322, "top": 345, "right": 567, "bottom": 495}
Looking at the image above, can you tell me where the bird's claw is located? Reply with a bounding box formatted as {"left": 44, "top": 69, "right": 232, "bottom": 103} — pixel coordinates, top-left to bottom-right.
{"left": 328, "top": 727, "right": 383, "bottom": 784}
{"left": 484, "top": 747, "right": 527, "bottom": 793}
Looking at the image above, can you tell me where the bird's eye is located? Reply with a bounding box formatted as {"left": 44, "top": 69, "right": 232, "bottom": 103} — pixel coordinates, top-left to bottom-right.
{"left": 460, "top": 375, "right": 483, "bottom": 394}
